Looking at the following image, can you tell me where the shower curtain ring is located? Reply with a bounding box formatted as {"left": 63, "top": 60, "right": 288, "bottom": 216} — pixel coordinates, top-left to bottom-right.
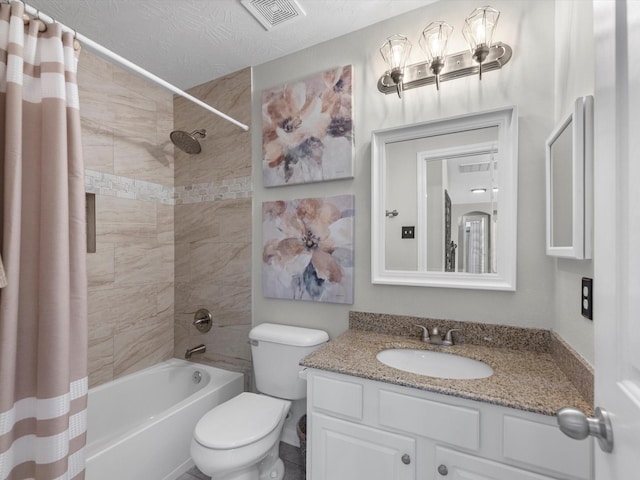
{"left": 72, "top": 29, "right": 81, "bottom": 50}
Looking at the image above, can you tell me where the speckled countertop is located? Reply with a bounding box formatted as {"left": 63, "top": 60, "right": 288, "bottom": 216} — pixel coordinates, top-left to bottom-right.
{"left": 300, "top": 329, "right": 593, "bottom": 417}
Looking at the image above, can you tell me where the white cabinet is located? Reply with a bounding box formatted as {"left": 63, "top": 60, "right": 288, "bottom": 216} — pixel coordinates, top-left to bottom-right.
{"left": 312, "top": 413, "right": 416, "bottom": 480}
{"left": 307, "top": 369, "right": 593, "bottom": 480}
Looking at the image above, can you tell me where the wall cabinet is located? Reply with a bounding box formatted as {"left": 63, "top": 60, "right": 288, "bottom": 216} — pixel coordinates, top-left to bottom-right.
{"left": 307, "top": 369, "right": 593, "bottom": 480}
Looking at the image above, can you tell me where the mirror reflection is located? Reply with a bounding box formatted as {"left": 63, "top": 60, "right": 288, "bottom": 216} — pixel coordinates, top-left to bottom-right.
{"left": 385, "top": 128, "right": 499, "bottom": 274}
{"left": 549, "top": 120, "right": 573, "bottom": 248}
{"left": 371, "top": 107, "right": 517, "bottom": 290}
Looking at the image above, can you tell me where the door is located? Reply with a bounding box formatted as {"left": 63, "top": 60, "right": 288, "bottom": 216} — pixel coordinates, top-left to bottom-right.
{"left": 593, "top": 0, "right": 640, "bottom": 477}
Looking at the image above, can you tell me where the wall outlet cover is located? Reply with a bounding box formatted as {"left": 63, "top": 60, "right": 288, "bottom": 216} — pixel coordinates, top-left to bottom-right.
{"left": 581, "top": 277, "right": 593, "bottom": 320}
{"left": 402, "top": 226, "right": 415, "bottom": 239}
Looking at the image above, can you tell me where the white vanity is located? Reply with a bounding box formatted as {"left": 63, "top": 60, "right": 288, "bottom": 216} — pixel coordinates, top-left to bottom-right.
{"left": 302, "top": 326, "right": 593, "bottom": 480}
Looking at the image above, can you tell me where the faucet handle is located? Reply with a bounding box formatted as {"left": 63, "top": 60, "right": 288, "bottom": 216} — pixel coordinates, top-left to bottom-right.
{"left": 414, "top": 324, "right": 430, "bottom": 342}
{"left": 443, "top": 328, "right": 462, "bottom": 346}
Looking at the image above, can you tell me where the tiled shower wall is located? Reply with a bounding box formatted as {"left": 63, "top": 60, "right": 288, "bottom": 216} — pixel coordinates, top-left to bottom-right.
{"left": 173, "top": 68, "right": 253, "bottom": 382}
{"left": 79, "top": 51, "right": 175, "bottom": 388}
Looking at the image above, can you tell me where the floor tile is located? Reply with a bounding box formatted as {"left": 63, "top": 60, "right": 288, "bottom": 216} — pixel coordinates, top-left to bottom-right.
{"left": 280, "top": 442, "right": 305, "bottom": 467}
{"left": 173, "top": 473, "right": 200, "bottom": 480}
{"left": 175, "top": 442, "right": 305, "bottom": 480}
{"left": 283, "top": 459, "right": 306, "bottom": 480}
{"left": 186, "top": 465, "right": 210, "bottom": 480}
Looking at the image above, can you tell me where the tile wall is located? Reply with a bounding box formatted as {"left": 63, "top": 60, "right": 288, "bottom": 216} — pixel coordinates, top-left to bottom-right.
{"left": 79, "top": 51, "right": 175, "bottom": 388}
{"left": 173, "top": 68, "right": 253, "bottom": 384}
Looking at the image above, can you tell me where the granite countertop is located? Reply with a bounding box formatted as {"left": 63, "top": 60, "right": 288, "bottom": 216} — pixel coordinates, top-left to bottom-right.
{"left": 300, "top": 329, "right": 593, "bottom": 417}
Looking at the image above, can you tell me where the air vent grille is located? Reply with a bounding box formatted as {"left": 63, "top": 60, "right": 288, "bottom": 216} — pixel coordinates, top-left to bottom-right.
{"left": 460, "top": 162, "right": 489, "bottom": 173}
{"left": 241, "top": 0, "right": 306, "bottom": 30}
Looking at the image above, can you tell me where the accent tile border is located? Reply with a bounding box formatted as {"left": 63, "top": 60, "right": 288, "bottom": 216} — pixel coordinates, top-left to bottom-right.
{"left": 174, "top": 176, "right": 253, "bottom": 204}
{"left": 85, "top": 169, "right": 252, "bottom": 205}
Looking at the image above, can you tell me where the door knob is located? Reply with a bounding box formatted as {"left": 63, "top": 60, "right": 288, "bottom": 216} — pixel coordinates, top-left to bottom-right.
{"left": 556, "top": 406, "right": 614, "bottom": 453}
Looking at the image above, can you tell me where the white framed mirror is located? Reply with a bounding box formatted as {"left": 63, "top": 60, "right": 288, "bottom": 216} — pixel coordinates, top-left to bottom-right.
{"left": 371, "top": 106, "right": 518, "bottom": 291}
{"left": 545, "top": 96, "right": 593, "bottom": 259}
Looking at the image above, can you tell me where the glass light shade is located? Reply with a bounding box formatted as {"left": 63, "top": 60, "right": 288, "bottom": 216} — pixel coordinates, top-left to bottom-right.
{"left": 379, "top": 34, "right": 412, "bottom": 72}
{"left": 419, "top": 21, "right": 454, "bottom": 62}
{"left": 463, "top": 6, "right": 500, "bottom": 51}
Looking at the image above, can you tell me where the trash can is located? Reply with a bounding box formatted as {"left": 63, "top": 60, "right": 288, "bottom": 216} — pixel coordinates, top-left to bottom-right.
{"left": 297, "top": 414, "right": 307, "bottom": 466}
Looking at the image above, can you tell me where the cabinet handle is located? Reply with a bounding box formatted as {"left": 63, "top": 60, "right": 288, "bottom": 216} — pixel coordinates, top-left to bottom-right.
{"left": 438, "top": 464, "right": 449, "bottom": 476}
{"left": 401, "top": 454, "right": 411, "bottom": 465}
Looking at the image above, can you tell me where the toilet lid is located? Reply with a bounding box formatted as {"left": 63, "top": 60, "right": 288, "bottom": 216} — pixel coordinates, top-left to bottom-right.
{"left": 194, "top": 392, "right": 289, "bottom": 449}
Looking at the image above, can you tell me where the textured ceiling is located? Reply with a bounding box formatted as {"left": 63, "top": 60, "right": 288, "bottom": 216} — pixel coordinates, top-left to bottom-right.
{"left": 26, "top": 0, "right": 435, "bottom": 90}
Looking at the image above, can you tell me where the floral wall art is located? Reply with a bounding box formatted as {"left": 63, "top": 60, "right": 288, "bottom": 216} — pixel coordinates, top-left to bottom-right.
{"left": 261, "top": 65, "right": 354, "bottom": 186}
{"left": 262, "top": 195, "right": 354, "bottom": 304}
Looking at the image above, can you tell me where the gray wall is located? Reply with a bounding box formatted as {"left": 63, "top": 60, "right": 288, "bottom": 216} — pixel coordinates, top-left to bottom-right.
{"left": 551, "top": 0, "right": 595, "bottom": 363}
{"left": 251, "top": 0, "right": 594, "bottom": 364}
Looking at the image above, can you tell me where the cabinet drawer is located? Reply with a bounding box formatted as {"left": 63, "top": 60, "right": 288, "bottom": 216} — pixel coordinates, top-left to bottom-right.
{"left": 312, "top": 375, "right": 363, "bottom": 419}
{"left": 379, "top": 390, "right": 480, "bottom": 451}
{"left": 436, "top": 446, "right": 557, "bottom": 480}
{"left": 503, "top": 415, "right": 593, "bottom": 479}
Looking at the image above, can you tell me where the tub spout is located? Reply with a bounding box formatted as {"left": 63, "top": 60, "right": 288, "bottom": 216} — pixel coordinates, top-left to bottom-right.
{"left": 185, "top": 344, "right": 206, "bottom": 359}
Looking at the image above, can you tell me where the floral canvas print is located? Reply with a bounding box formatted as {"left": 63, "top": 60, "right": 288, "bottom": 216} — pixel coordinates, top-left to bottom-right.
{"left": 262, "top": 65, "right": 354, "bottom": 187}
{"left": 262, "top": 195, "right": 354, "bottom": 304}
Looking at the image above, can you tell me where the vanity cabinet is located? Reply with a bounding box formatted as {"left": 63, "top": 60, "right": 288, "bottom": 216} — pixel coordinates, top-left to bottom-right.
{"left": 307, "top": 369, "right": 593, "bottom": 480}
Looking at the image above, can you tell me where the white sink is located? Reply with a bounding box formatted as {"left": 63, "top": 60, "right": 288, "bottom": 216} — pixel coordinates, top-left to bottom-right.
{"left": 376, "top": 349, "right": 494, "bottom": 380}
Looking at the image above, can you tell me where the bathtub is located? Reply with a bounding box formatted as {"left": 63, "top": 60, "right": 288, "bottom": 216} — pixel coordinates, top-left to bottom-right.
{"left": 85, "top": 358, "right": 244, "bottom": 480}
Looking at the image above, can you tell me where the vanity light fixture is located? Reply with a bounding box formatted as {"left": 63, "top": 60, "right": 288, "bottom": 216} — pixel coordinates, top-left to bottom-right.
{"left": 471, "top": 188, "right": 487, "bottom": 194}
{"left": 377, "top": 5, "right": 511, "bottom": 97}
{"left": 379, "top": 34, "right": 412, "bottom": 98}
{"left": 419, "top": 21, "right": 453, "bottom": 90}
{"left": 463, "top": 6, "right": 500, "bottom": 80}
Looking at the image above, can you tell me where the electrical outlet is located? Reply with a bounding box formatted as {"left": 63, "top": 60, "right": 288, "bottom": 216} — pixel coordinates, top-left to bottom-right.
{"left": 581, "top": 277, "right": 593, "bottom": 320}
{"left": 402, "top": 226, "right": 415, "bottom": 239}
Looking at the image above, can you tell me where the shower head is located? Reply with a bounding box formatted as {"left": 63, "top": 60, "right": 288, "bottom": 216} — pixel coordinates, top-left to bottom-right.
{"left": 170, "top": 129, "right": 207, "bottom": 154}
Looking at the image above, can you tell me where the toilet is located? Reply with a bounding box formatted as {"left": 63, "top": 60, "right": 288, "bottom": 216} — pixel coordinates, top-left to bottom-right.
{"left": 190, "top": 323, "right": 329, "bottom": 480}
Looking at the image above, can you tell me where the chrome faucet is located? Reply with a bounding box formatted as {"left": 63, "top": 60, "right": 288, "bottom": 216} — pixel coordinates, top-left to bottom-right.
{"left": 442, "top": 328, "right": 462, "bottom": 346}
{"left": 414, "top": 325, "right": 462, "bottom": 346}
{"left": 415, "top": 325, "right": 430, "bottom": 343}
{"left": 185, "top": 344, "right": 206, "bottom": 359}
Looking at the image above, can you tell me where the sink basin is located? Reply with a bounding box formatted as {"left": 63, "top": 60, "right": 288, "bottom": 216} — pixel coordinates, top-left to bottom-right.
{"left": 376, "top": 349, "right": 494, "bottom": 380}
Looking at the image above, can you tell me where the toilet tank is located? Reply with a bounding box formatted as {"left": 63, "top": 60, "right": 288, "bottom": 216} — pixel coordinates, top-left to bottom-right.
{"left": 249, "top": 323, "right": 329, "bottom": 400}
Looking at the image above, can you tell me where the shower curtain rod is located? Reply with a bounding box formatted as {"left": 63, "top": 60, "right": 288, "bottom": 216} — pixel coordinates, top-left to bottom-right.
{"left": 20, "top": 1, "right": 250, "bottom": 132}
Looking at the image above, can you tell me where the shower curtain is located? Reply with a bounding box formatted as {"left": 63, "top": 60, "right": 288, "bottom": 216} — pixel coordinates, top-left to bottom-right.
{"left": 0, "top": 2, "right": 88, "bottom": 479}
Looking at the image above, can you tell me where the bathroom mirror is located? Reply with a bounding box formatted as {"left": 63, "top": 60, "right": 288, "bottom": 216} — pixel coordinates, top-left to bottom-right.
{"left": 545, "top": 96, "right": 593, "bottom": 259}
{"left": 371, "top": 106, "right": 518, "bottom": 290}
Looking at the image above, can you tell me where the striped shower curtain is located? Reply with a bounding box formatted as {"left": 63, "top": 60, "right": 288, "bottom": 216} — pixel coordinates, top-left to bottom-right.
{"left": 0, "top": 2, "right": 88, "bottom": 479}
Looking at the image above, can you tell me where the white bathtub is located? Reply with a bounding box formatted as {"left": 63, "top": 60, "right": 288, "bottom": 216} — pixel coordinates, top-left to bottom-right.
{"left": 85, "top": 358, "right": 244, "bottom": 480}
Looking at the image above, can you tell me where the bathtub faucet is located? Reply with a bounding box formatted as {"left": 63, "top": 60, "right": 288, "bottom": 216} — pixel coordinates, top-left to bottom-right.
{"left": 185, "top": 344, "right": 206, "bottom": 359}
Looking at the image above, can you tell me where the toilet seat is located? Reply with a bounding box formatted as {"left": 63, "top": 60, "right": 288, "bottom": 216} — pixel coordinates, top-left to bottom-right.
{"left": 194, "top": 392, "right": 289, "bottom": 449}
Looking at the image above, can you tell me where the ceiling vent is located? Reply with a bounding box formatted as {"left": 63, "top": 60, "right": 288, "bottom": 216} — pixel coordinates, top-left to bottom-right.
{"left": 240, "top": 0, "right": 306, "bottom": 31}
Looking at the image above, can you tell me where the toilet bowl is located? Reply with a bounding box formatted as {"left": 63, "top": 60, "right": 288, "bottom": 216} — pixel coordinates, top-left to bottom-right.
{"left": 190, "top": 323, "right": 329, "bottom": 480}
{"left": 191, "top": 392, "right": 291, "bottom": 480}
